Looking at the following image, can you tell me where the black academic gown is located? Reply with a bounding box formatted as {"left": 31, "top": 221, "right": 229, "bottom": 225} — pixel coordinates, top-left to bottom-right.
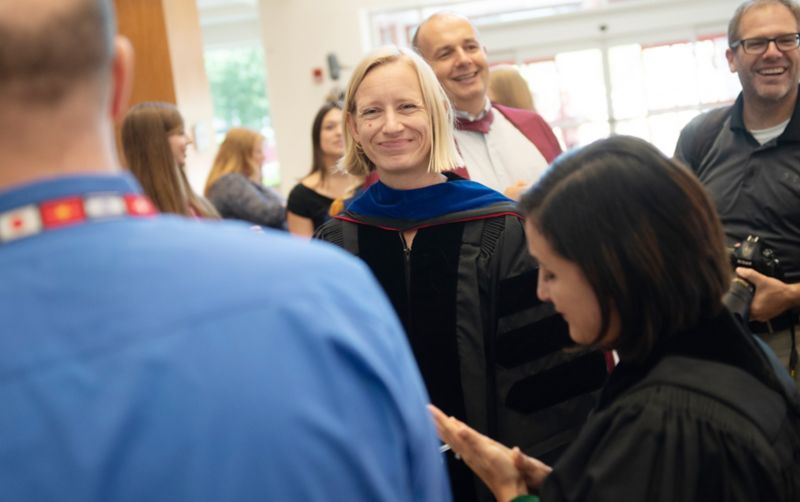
{"left": 541, "top": 312, "right": 800, "bottom": 502}
{"left": 316, "top": 175, "right": 608, "bottom": 502}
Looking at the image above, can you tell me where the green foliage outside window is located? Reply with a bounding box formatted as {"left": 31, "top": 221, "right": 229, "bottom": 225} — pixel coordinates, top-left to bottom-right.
{"left": 204, "top": 45, "right": 270, "bottom": 133}
{"left": 204, "top": 45, "right": 281, "bottom": 186}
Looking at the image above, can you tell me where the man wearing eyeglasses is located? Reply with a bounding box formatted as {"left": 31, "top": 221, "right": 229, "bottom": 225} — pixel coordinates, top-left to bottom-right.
{"left": 675, "top": 0, "right": 800, "bottom": 379}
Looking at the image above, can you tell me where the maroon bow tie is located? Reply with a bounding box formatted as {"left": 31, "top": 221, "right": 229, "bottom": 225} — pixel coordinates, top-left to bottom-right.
{"left": 455, "top": 109, "right": 494, "bottom": 134}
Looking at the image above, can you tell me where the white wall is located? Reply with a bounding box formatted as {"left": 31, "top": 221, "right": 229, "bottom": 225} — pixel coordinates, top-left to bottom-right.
{"left": 258, "top": 0, "right": 367, "bottom": 194}
{"left": 256, "top": 0, "right": 742, "bottom": 195}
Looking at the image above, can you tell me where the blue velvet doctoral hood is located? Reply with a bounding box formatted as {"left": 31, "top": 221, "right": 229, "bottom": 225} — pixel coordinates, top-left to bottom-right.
{"left": 346, "top": 178, "right": 513, "bottom": 222}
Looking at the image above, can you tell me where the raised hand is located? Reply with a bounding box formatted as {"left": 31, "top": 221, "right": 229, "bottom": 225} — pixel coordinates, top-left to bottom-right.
{"left": 428, "top": 405, "right": 541, "bottom": 502}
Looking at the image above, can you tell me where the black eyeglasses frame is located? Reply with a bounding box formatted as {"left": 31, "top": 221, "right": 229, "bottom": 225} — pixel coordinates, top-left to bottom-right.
{"left": 730, "top": 33, "right": 800, "bottom": 55}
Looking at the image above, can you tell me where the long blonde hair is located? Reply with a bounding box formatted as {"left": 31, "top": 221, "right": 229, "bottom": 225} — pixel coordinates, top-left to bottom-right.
{"left": 205, "top": 128, "right": 265, "bottom": 195}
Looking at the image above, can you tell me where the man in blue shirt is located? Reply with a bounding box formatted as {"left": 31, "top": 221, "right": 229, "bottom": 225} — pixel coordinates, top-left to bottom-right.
{"left": 0, "top": 1, "right": 451, "bottom": 500}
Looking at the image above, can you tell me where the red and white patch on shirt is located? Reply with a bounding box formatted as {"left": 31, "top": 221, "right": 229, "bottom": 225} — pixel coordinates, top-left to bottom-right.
{"left": 41, "top": 197, "right": 86, "bottom": 228}
{"left": 0, "top": 205, "right": 42, "bottom": 242}
{"left": 0, "top": 193, "right": 157, "bottom": 244}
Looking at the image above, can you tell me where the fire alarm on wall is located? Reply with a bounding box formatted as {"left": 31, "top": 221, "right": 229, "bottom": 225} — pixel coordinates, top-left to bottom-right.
{"left": 312, "top": 67, "right": 324, "bottom": 84}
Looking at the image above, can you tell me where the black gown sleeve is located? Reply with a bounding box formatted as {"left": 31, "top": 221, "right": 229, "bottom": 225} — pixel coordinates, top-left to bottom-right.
{"left": 541, "top": 386, "right": 790, "bottom": 502}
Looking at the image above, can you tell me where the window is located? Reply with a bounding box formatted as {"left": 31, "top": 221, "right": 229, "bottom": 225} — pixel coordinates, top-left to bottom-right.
{"left": 203, "top": 45, "right": 280, "bottom": 185}
{"left": 367, "top": 2, "right": 741, "bottom": 154}
{"left": 513, "top": 36, "right": 740, "bottom": 154}
{"left": 519, "top": 49, "right": 610, "bottom": 150}
{"left": 607, "top": 36, "right": 739, "bottom": 153}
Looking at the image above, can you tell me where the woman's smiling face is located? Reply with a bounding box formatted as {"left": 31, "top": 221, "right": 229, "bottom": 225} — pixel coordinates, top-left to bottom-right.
{"left": 349, "top": 60, "right": 432, "bottom": 180}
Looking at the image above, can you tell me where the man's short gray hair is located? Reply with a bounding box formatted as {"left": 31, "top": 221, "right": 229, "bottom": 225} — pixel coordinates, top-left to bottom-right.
{"left": 728, "top": 0, "right": 800, "bottom": 46}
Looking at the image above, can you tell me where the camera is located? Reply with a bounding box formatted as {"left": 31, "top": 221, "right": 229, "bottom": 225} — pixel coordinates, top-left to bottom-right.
{"left": 722, "top": 235, "right": 783, "bottom": 323}
{"left": 729, "top": 235, "right": 783, "bottom": 279}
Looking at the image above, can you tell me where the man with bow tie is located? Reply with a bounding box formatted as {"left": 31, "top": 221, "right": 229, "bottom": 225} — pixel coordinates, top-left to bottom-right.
{"left": 413, "top": 13, "right": 562, "bottom": 199}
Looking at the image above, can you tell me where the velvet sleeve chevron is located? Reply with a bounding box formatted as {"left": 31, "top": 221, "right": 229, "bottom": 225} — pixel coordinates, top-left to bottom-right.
{"left": 313, "top": 217, "right": 344, "bottom": 247}
{"left": 487, "top": 215, "right": 608, "bottom": 465}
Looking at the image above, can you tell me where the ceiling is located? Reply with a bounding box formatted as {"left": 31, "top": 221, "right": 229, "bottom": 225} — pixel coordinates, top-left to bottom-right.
{"left": 195, "top": 0, "right": 261, "bottom": 47}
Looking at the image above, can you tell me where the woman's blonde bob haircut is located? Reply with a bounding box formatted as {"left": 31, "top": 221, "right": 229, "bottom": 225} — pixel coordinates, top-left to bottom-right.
{"left": 340, "top": 45, "right": 462, "bottom": 177}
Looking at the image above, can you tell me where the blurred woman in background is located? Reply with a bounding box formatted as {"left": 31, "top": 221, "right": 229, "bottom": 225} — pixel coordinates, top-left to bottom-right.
{"left": 204, "top": 128, "right": 285, "bottom": 229}
{"left": 286, "top": 101, "right": 361, "bottom": 237}
{"left": 122, "top": 102, "right": 218, "bottom": 218}
{"left": 488, "top": 65, "right": 536, "bottom": 112}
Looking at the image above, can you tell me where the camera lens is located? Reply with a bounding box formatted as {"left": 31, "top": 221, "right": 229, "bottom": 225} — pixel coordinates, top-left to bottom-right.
{"left": 722, "top": 278, "right": 755, "bottom": 323}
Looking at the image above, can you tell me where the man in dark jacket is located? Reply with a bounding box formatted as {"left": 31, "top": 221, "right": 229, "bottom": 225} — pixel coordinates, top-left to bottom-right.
{"left": 674, "top": 0, "right": 800, "bottom": 379}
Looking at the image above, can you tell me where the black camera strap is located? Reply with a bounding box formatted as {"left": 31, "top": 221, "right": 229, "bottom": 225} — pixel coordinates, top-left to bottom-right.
{"left": 790, "top": 323, "right": 798, "bottom": 379}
